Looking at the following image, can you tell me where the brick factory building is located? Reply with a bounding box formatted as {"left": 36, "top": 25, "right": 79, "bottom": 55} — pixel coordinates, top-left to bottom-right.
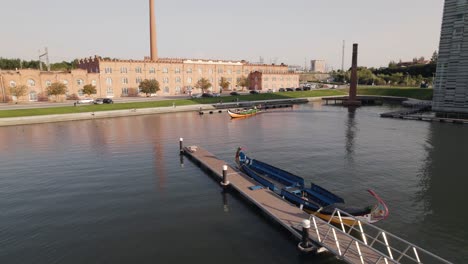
{"left": 0, "top": 0, "right": 298, "bottom": 102}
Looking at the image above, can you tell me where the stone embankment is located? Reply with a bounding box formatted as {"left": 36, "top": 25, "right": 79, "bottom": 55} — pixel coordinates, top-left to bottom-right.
{"left": 0, "top": 104, "right": 215, "bottom": 127}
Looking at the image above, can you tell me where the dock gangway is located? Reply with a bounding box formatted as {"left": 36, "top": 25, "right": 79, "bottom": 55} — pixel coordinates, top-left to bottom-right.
{"left": 302, "top": 208, "right": 452, "bottom": 264}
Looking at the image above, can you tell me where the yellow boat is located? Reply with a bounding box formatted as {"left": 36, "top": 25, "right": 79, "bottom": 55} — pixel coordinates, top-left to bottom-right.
{"left": 227, "top": 108, "right": 260, "bottom": 118}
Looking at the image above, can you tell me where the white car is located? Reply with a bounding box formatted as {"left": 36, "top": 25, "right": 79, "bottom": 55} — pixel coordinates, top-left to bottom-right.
{"left": 191, "top": 93, "right": 202, "bottom": 98}
{"left": 78, "top": 98, "right": 94, "bottom": 104}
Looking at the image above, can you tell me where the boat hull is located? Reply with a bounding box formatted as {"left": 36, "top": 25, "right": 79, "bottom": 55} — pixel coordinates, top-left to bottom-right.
{"left": 235, "top": 148, "right": 389, "bottom": 225}
{"left": 228, "top": 109, "right": 259, "bottom": 118}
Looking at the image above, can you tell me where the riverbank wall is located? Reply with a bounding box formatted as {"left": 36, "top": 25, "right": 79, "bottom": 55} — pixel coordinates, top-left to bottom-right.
{"left": 0, "top": 104, "right": 216, "bottom": 127}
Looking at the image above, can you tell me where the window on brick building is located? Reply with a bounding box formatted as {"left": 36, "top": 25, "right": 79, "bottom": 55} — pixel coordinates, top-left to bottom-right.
{"left": 163, "top": 77, "right": 169, "bottom": 83}
{"left": 77, "top": 79, "right": 84, "bottom": 86}
{"left": 164, "top": 86, "right": 170, "bottom": 93}
{"left": 9, "top": 81, "right": 16, "bottom": 87}
{"left": 237, "top": 70, "right": 241, "bottom": 74}
{"left": 45, "top": 81, "right": 52, "bottom": 87}
{"left": 175, "top": 68, "right": 181, "bottom": 73}
{"left": 227, "top": 69, "right": 232, "bottom": 74}
{"left": 187, "top": 68, "right": 192, "bottom": 74}
{"left": 29, "top": 91, "right": 38, "bottom": 101}
{"left": 106, "top": 78, "right": 112, "bottom": 85}
{"left": 176, "top": 77, "right": 181, "bottom": 83}
{"left": 122, "top": 78, "right": 129, "bottom": 84}
{"left": 63, "top": 80, "right": 69, "bottom": 86}
{"left": 209, "top": 69, "right": 213, "bottom": 74}
{"left": 149, "top": 67, "right": 155, "bottom": 74}
{"left": 122, "top": 88, "right": 129, "bottom": 96}
{"left": 198, "top": 68, "right": 203, "bottom": 74}
{"left": 107, "top": 87, "right": 114, "bottom": 96}
{"left": 105, "top": 67, "right": 112, "bottom": 74}
{"left": 91, "top": 80, "right": 96, "bottom": 86}
{"left": 218, "top": 68, "right": 223, "bottom": 74}
{"left": 187, "top": 77, "right": 192, "bottom": 84}
{"left": 136, "top": 77, "right": 142, "bottom": 83}
{"left": 162, "top": 68, "right": 168, "bottom": 73}
{"left": 175, "top": 86, "right": 181, "bottom": 94}
{"left": 27, "top": 79, "right": 36, "bottom": 87}
{"left": 135, "top": 67, "right": 142, "bottom": 73}
{"left": 121, "top": 67, "right": 128, "bottom": 74}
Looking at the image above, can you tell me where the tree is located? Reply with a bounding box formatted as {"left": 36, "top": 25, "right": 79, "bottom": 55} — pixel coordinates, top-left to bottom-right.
{"left": 47, "top": 82, "right": 67, "bottom": 100}
{"left": 9, "top": 84, "right": 28, "bottom": 101}
{"left": 195, "top": 77, "right": 212, "bottom": 93}
{"left": 431, "top": 51, "right": 438, "bottom": 64}
{"left": 219, "top": 77, "right": 230, "bottom": 92}
{"left": 236, "top": 76, "right": 250, "bottom": 91}
{"left": 82, "top": 84, "right": 97, "bottom": 96}
{"left": 139, "top": 79, "right": 160, "bottom": 96}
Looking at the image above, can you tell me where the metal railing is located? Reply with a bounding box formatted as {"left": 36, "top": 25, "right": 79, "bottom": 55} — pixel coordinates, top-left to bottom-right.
{"left": 307, "top": 209, "right": 453, "bottom": 264}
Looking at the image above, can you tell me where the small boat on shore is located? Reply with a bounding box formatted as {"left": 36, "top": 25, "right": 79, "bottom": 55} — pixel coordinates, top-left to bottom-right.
{"left": 235, "top": 148, "right": 389, "bottom": 225}
{"left": 227, "top": 108, "right": 260, "bottom": 118}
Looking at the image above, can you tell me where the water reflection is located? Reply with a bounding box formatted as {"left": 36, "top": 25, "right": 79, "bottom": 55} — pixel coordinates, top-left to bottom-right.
{"left": 179, "top": 154, "right": 184, "bottom": 168}
{"left": 413, "top": 123, "right": 468, "bottom": 259}
{"left": 345, "top": 108, "right": 357, "bottom": 162}
{"left": 222, "top": 189, "right": 229, "bottom": 213}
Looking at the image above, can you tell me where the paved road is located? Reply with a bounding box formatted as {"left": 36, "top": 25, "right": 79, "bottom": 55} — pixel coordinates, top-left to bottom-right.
{"left": 0, "top": 93, "right": 246, "bottom": 110}
{"left": 0, "top": 95, "right": 194, "bottom": 110}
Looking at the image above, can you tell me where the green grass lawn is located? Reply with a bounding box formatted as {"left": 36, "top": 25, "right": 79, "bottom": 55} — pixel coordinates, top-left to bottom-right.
{"left": 354, "top": 87, "right": 433, "bottom": 100}
{"left": 0, "top": 90, "right": 347, "bottom": 118}
{"left": 0, "top": 88, "right": 430, "bottom": 118}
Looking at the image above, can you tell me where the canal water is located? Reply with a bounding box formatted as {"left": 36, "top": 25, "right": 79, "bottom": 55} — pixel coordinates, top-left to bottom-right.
{"left": 0, "top": 103, "right": 466, "bottom": 264}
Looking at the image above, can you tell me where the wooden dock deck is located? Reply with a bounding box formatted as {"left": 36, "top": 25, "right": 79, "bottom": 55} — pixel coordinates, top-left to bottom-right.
{"left": 183, "top": 146, "right": 392, "bottom": 264}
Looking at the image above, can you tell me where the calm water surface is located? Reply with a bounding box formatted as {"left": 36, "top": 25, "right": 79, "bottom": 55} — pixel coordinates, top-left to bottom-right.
{"left": 0, "top": 103, "right": 466, "bottom": 263}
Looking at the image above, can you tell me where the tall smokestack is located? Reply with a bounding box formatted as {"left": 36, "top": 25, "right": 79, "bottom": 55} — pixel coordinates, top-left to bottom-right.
{"left": 349, "top": 43, "right": 358, "bottom": 101}
{"left": 149, "top": 0, "right": 158, "bottom": 60}
{"left": 343, "top": 43, "right": 361, "bottom": 107}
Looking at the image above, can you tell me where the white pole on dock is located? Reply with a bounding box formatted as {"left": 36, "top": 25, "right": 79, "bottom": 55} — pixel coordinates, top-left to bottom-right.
{"left": 179, "top": 138, "right": 184, "bottom": 153}
{"left": 221, "top": 165, "right": 230, "bottom": 186}
{"left": 298, "top": 219, "right": 316, "bottom": 253}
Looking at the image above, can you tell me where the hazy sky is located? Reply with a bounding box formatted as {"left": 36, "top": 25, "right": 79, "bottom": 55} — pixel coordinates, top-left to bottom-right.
{"left": 0, "top": 0, "right": 444, "bottom": 69}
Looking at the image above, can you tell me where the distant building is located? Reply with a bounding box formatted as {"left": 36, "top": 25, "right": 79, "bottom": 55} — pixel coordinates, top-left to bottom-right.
{"left": 310, "top": 60, "right": 326, "bottom": 73}
{"left": 396, "top": 57, "right": 431, "bottom": 67}
{"left": 433, "top": 0, "right": 468, "bottom": 117}
{"left": 288, "top": 65, "right": 304, "bottom": 73}
{"left": 249, "top": 71, "right": 300, "bottom": 91}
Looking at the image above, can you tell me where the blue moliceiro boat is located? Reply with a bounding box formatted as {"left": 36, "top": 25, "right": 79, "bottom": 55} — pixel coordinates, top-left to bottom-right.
{"left": 235, "top": 147, "right": 389, "bottom": 225}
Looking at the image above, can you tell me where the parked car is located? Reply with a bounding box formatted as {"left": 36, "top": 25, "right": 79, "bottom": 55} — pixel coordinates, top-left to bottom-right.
{"left": 303, "top": 87, "right": 311, "bottom": 91}
{"left": 230, "top": 91, "right": 240, "bottom": 96}
{"left": 78, "top": 98, "right": 94, "bottom": 104}
{"left": 286, "top": 88, "right": 294, "bottom": 92}
{"left": 279, "top": 88, "right": 286, "bottom": 92}
{"left": 103, "top": 98, "right": 114, "bottom": 104}
{"left": 191, "top": 93, "right": 202, "bottom": 98}
{"left": 267, "top": 89, "right": 273, "bottom": 93}
{"left": 212, "top": 93, "right": 221, "bottom": 97}
{"left": 250, "top": 90, "right": 260, "bottom": 94}
{"left": 201, "top": 93, "right": 214, "bottom": 98}
{"left": 94, "top": 98, "right": 104, "bottom": 104}
{"left": 295, "top": 87, "right": 303, "bottom": 91}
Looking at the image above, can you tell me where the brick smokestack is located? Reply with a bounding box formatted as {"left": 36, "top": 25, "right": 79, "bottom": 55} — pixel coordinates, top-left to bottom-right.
{"left": 343, "top": 43, "right": 361, "bottom": 107}
{"left": 149, "top": 0, "right": 158, "bottom": 61}
{"left": 349, "top": 43, "right": 358, "bottom": 101}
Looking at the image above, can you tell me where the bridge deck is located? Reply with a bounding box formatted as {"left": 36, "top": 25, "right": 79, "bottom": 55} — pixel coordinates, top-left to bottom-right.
{"left": 183, "top": 146, "right": 390, "bottom": 264}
